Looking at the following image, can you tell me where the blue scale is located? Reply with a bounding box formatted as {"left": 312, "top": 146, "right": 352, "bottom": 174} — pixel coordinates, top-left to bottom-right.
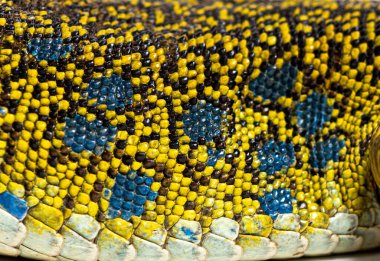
{"left": 259, "top": 188, "right": 294, "bottom": 219}
{"left": 249, "top": 63, "right": 297, "bottom": 101}
{"left": 183, "top": 100, "right": 226, "bottom": 142}
{"left": 108, "top": 171, "right": 158, "bottom": 221}
{"left": 310, "top": 137, "right": 345, "bottom": 169}
{"left": 258, "top": 141, "right": 295, "bottom": 175}
{"left": 0, "top": 192, "right": 28, "bottom": 220}
{"left": 28, "top": 37, "right": 73, "bottom": 61}
{"left": 295, "top": 91, "right": 333, "bottom": 138}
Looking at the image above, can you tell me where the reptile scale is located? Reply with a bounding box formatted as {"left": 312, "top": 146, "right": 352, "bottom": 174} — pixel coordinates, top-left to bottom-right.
{"left": 0, "top": 0, "right": 380, "bottom": 260}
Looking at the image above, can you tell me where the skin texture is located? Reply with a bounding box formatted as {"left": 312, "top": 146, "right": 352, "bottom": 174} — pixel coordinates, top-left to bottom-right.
{"left": 0, "top": 0, "right": 379, "bottom": 260}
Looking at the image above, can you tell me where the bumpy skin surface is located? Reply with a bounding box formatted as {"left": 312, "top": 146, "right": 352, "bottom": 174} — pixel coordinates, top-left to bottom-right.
{"left": 0, "top": 0, "right": 380, "bottom": 260}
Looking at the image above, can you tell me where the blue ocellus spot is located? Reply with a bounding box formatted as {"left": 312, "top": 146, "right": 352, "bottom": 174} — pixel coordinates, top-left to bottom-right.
{"left": 63, "top": 114, "right": 117, "bottom": 155}
{"left": 295, "top": 91, "right": 332, "bottom": 138}
{"left": 0, "top": 191, "right": 28, "bottom": 220}
{"left": 28, "top": 38, "right": 73, "bottom": 61}
{"left": 257, "top": 141, "right": 295, "bottom": 175}
{"left": 183, "top": 100, "right": 227, "bottom": 142}
{"left": 107, "top": 170, "right": 158, "bottom": 221}
{"left": 83, "top": 74, "right": 133, "bottom": 110}
{"left": 310, "top": 137, "right": 345, "bottom": 169}
{"left": 249, "top": 63, "right": 297, "bottom": 101}
{"left": 258, "top": 188, "right": 293, "bottom": 220}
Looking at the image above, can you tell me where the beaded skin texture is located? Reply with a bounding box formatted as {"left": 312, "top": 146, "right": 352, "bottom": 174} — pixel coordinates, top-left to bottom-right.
{"left": 0, "top": 0, "right": 380, "bottom": 260}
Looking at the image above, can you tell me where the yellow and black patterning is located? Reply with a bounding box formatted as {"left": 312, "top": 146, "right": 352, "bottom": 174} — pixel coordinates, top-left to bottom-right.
{"left": 0, "top": 0, "right": 380, "bottom": 260}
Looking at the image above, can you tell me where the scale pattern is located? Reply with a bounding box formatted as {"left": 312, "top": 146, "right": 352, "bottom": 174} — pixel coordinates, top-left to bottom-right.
{"left": 0, "top": 0, "right": 380, "bottom": 260}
